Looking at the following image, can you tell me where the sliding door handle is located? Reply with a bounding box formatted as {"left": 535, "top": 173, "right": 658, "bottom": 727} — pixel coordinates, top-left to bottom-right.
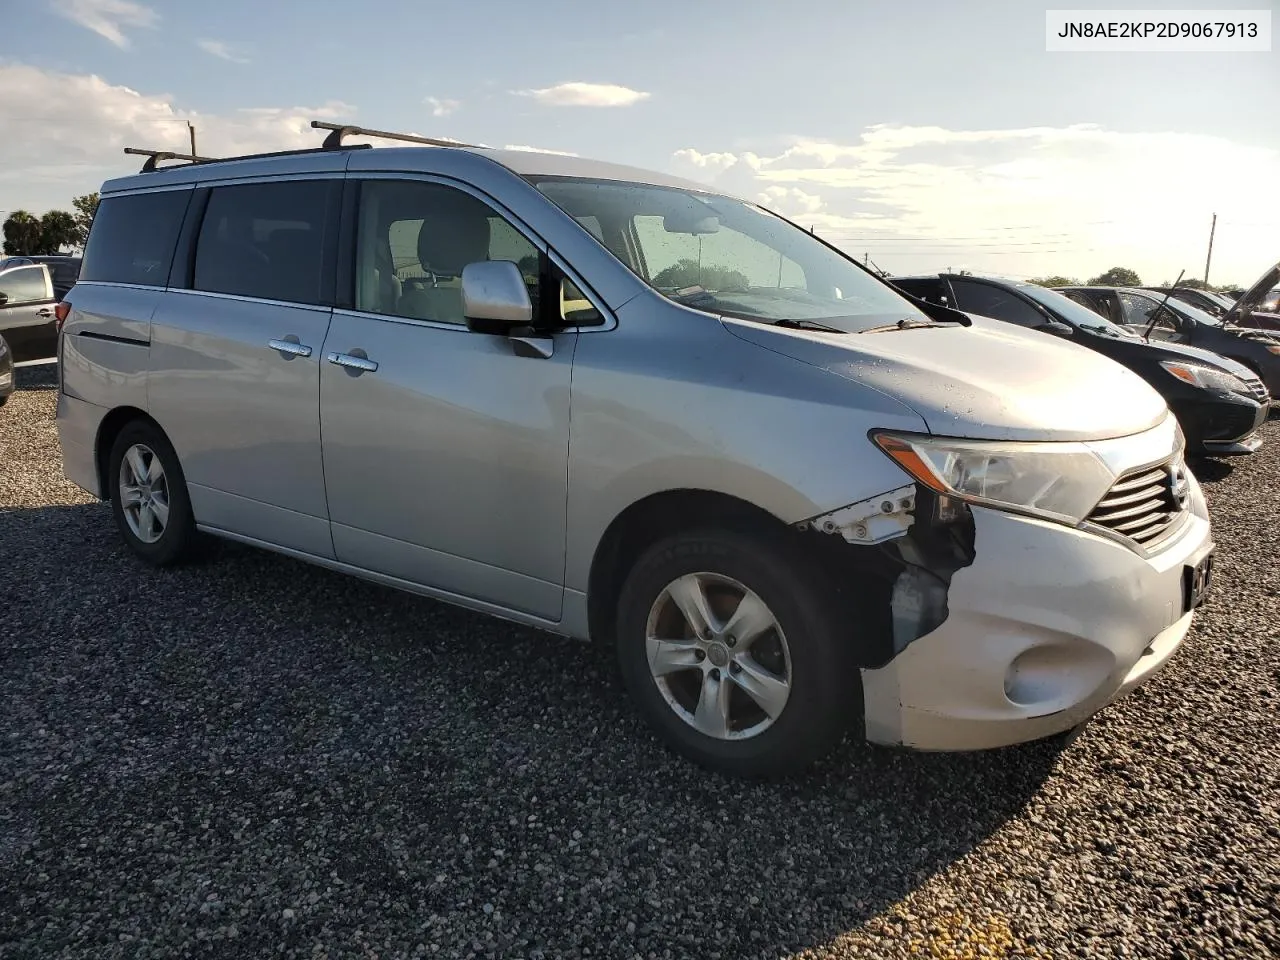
{"left": 268, "top": 338, "right": 313, "bottom": 358}
{"left": 325, "top": 351, "right": 379, "bottom": 373}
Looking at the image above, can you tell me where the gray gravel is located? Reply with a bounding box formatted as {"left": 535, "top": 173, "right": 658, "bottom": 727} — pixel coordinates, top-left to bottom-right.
{"left": 1, "top": 362, "right": 1277, "bottom": 960}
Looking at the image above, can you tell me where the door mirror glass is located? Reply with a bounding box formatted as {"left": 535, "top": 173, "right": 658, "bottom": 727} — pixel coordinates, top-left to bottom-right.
{"left": 462, "top": 260, "right": 534, "bottom": 333}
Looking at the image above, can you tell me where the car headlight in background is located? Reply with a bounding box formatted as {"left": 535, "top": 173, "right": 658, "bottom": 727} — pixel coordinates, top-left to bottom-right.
{"left": 1159, "top": 360, "right": 1250, "bottom": 396}
{"left": 871, "top": 432, "right": 1116, "bottom": 525}
{"left": 1265, "top": 344, "right": 1280, "bottom": 356}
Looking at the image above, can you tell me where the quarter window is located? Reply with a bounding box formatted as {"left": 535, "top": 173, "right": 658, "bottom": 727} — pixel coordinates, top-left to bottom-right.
{"left": 193, "top": 180, "right": 336, "bottom": 305}
{"left": 80, "top": 190, "right": 190, "bottom": 287}
{"left": 0, "top": 266, "right": 49, "bottom": 304}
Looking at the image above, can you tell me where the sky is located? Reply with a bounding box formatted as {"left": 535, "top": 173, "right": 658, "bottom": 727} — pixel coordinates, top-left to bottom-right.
{"left": 1, "top": 0, "right": 1277, "bottom": 287}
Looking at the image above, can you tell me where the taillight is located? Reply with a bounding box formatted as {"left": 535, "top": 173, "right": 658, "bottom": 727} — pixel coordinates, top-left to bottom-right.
{"left": 54, "top": 301, "right": 71, "bottom": 331}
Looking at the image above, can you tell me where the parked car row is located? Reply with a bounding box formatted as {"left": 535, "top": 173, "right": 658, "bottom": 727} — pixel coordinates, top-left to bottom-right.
{"left": 47, "top": 124, "right": 1221, "bottom": 778}
{"left": 889, "top": 271, "right": 1276, "bottom": 459}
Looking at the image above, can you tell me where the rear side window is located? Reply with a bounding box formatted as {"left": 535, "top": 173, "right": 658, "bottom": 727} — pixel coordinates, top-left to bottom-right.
{"left": 80, "top": 190, "right": 190, "bottom": 286}
{"left": 0, "top": 266, "right": 50, "bottom": 304}
{"left": 194, "top": 180, "right": 336, "bottom": 306}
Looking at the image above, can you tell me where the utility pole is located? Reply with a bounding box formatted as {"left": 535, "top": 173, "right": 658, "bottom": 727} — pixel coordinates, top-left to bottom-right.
{"left": 1203, "top": 213, "right": 1216, "bottom": 284}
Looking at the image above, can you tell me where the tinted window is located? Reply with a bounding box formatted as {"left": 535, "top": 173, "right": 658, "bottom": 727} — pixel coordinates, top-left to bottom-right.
{"left": 948, "top": 280, "right": 1045, "bottom": 327}
{"left": 891, "top": 277, "right": 950, "bottom": 305}
{"left": 0, "top": 266, "right": 49, "bottom": 304}
{"left": 194, "top": 180, "right": 336, "bottom": 305}
{"left": 354, "top": 179, "right": 541, "bottom": 325}
{"left": 80, "top": 190, "right": 190, "bottom": 286}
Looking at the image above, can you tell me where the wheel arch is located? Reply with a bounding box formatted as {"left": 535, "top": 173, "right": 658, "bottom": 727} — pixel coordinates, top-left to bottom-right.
{"left": 95, "top": 406, "right": 170, "bottom": 500}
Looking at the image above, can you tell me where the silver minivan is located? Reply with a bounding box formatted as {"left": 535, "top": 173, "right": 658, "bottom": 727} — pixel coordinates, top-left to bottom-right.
{"left": 56, "top": 124, "right": 1215, "bottom": 777}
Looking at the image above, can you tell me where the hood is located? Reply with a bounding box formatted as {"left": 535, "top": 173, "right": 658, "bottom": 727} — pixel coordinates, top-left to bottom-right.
{"left": 720, "top": 317, "right": 1169, "bottom": 442}
{"left": 1224, "top": 260, "right": 1280, "bottom": 324}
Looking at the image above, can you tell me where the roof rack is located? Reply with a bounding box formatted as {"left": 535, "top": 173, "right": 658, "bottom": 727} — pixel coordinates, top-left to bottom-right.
{"left": 310, "top": 120, "right": 477, "bottom": 150}
{"left": 123, "top": 147, "right": 220, "bottom": 173}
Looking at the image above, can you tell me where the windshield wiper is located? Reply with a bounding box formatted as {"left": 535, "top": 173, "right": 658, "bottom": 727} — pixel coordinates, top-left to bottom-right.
{"left": 772, "top": 318, "right": 847, "bottom": 333}
{"left": 859, "top": 317, "right": 946, "bottom": 334}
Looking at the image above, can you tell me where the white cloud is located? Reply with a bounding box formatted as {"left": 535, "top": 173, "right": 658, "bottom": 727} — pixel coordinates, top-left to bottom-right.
{"left": 670, "top": 124, "right": 1280, "bottom": 287}
{"left": 0, "top": 63, "right": 353, "bottom": 211}
{"left": 51, "top": 0, "right": 157, "bottom": 48}
{"left": 425, "top": 96, "right": 460, "bottom": 118}
{"left": 513, "top": 82, "right": 650, "bottom": 107}
{"left": 502, "top": 144, "right": 579, "bottom": 157}
{"left": 196, "top": 39, "right": 249, "bottom": 64}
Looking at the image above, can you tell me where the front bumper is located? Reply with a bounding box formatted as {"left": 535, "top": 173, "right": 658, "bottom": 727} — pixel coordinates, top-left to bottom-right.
{"left": 861, "top": 488, "right": 1213, "bottom": 751}
{"left": 1174, "top": 394, "right": 1268, "bottom": 453}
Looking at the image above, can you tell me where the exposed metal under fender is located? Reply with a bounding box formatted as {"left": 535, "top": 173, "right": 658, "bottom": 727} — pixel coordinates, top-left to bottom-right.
{"left": 795, "top": 484, "right": 917, "bottom": 544}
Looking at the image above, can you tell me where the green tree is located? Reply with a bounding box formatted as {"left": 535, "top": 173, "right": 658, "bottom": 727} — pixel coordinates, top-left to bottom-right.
{"left": 652, "top": 258, "right": 750, "bottom": 292}
{"left": 2, "top": 210, "right": 43, "bottom": 255}
{"left": 71, "top": 192, "right": 100, "bottom": 248}
{"left": 39, "top": 210, "right": 79, "bottom": 253}
{"left": 1027, "top": 275, "right": 1078, "bottom": 288}
{"left": 1088, "top": 266, "right": 1141, "bottom": 286}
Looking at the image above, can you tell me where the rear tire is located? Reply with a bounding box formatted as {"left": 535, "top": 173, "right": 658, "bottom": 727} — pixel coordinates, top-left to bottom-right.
{"left": 107, "top": 420, "right": 198, "bottom": 566}
{"left": 615, "top": 528, "right": 859, "bottom": 778}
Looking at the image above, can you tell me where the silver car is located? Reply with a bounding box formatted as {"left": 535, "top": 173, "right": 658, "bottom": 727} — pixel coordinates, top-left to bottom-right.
{"left": 56, "top": 128, "right": 1215, "bottom": 777}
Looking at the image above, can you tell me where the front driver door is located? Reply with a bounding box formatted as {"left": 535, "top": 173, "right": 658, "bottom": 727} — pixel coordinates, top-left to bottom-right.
{"left": 319, "top": 177, "right": 576, "bottom": 621}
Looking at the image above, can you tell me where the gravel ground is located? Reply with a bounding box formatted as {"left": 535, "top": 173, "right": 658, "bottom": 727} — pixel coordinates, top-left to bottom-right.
{"left": 1, "top": 363, "right": 1277, "bottom": 960}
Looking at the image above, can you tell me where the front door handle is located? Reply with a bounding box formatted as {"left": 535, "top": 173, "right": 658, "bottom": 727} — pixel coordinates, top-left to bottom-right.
{"left": 36, "top": 308, "right": 53, "bottom": 318}
{"left": 325, "top": 351, "right": 379, "bottom": 373}
{"left": 268, "top": 338, "right": 313, "bottom": 358}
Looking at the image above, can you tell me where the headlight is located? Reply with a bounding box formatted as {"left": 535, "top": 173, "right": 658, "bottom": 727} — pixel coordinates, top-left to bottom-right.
{"left": 871, "top": 432, "right": 1116, "bottom": 524}
{"left": 1159, "top": 360, "right": 1249, "bottom": 395}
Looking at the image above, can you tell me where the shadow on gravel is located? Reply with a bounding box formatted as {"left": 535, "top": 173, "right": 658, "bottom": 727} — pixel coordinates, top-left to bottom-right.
{"left": 12, "top": 363, "right": 58, "bottom": 391}
{"left": 1187, "top": 457, "right": 1235, "bottom": 483}
{"left": 0, "top": 501, "right": 1068, "bottom": 958}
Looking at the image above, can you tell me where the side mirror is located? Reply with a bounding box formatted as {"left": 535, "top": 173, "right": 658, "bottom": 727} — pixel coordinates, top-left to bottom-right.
{"left": 0, "top": 293, "right": 8, "bottom": 307}
{"left": 462, "top": 260, "right": 533, "bottom": 333}
{"left": 1035, "top": 320, "right": 1074, "bottom": 338}
{"left": 461, "top": 260, "right": 555, "bottom": 359}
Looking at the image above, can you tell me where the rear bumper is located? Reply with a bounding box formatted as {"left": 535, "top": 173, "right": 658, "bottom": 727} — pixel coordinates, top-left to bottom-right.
{"left": 55, "top": 391, "right": 107, "bottom": 499}
{"left": 861, "top": 481, "right": 1213, "bottom": 751}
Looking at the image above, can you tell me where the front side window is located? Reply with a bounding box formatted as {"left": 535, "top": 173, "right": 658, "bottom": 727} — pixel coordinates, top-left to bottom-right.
{"left": 529, "top": 178, "right": 924, "bottom": 332}
{"left": 80, "top": 190, "right": 190, "bottom": 287}
{"left": 948, "top": 280, "right": 1045, "bottom": 328}
{"left": 194, "top": 180, "right": 336, "bottom": 305}
{"left": 355, "top": 179, "right": 544, "bottom": 325}
{"left": 1118, "top": 291, "right": 1185, "bottom": 338}
{"left": 0, "top": 266, "right": 49, "bottom": 305}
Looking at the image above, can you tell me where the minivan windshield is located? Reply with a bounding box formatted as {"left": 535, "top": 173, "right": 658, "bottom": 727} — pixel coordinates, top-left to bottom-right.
{"left": 529, "top": 177, "right": 930, "bottom": 333}
{"left": 1022, "top": 283, "right": 1139, "bottom": 339}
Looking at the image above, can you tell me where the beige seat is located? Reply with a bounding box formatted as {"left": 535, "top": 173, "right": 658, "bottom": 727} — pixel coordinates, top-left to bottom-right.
{"left": 398, "top": 206, "right": 491, "bottom": 324}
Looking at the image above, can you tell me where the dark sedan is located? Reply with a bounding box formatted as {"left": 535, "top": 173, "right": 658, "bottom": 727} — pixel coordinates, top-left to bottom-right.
{"left": 1057, "top": 285, "right": 1280, "bottom": 397}
{"left": 890, "top": 273, "right": 1271, "bottom": 457}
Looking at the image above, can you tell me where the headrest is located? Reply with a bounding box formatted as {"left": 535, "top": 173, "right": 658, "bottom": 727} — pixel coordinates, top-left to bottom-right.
{"left": 417, "top": 201, "right": 491, "bottom": 276}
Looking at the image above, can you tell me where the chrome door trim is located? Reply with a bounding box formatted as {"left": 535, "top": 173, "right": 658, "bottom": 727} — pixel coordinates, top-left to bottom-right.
{"left": 268, "top": 338, "right": 313, "bottom": 358}
{"left": 325, "top": 351, "right": 379, "bottom": 372}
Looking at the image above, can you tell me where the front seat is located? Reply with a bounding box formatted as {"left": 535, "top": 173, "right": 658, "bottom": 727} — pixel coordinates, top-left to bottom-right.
{"left": 398, "top": 206, "right": 491, "bottom": 324}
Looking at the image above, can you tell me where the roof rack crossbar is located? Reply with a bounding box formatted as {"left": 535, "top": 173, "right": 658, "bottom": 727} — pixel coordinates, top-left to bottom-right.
{"left": 124, "top": 147, "right": 220, "bottom": 173}
{"left": 310, "top": 120, "right": 476, "bottom": 150}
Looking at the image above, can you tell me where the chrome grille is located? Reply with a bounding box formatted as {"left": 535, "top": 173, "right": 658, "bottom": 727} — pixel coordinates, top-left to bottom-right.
{"left": 1086, "top": 460, "right": 1187, "bottom": 547}
{"left": 1241, "top": 374, "right": 1270, "bottom": 404}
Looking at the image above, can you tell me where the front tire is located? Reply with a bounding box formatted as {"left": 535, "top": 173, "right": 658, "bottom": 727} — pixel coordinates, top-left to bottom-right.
{"left": 107, "top": 420, "right": 198, "bottom": 566}
{"left": 615, "top": 529, "right": 858, "bottom": 778}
